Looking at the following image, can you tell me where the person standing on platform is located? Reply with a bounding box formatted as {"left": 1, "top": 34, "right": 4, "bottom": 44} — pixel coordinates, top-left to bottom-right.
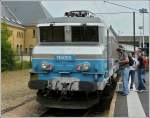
{"left": 128, "top": 52, "right": 138, "bottom": 91}
{"left": 137, "top": 52, "right": 146, "bottom": 92}
{"left": 143, "top": 52, "right": 149, "bottom": 71}
{"left": 117, "top": 46, "right": 129, "bottom": 96}
{"left": 142, "top": 52, "right": 148, "bottom": 83}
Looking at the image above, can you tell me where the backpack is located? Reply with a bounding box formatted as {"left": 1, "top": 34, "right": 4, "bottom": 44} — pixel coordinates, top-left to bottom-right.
{"left": 128, "top": 56, "right": 134, "bottom": 66}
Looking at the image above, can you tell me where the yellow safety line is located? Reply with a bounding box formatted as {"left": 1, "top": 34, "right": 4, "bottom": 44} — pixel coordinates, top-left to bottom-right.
{"left": 108, "top": 91, "right": 118, "bottom": 117}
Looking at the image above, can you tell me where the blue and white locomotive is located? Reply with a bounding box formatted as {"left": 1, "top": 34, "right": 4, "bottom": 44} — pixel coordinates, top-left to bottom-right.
{"left": 28, "top": 10, "right": 119, "bottom": 109}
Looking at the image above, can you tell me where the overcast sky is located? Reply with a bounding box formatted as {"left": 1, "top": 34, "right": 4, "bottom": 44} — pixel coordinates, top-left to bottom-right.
{"left": 42, "top": 0, "right": 149, "bottom": 36}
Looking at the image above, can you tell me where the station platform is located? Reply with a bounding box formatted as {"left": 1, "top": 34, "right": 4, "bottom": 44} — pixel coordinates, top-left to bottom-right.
{"left": 114, "top": 72, "right": 149, "bottom": 117}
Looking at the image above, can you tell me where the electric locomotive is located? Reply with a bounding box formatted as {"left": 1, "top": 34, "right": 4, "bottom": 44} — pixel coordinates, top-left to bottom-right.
{"left": 28, "top": 10, "right": 119, "bottom": 109}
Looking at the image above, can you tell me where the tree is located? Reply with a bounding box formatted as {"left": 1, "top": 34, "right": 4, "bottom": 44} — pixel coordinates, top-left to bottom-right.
{"left": 1, "top": 23, "right": 15, "bottom": 71}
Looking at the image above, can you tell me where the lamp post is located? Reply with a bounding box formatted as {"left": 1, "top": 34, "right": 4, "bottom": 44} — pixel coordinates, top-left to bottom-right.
{"left": 139, "top": 8, "right": 148, "bottom": 48}
{"left": 133, "top": 12, "right": 135, "bottom": 51}
{"left": 138, "top": 26, "right": 143, "bottom": 48}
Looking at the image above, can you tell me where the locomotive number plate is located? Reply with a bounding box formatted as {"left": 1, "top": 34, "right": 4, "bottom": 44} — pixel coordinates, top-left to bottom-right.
{"left": 55, "top": 55, "right": 75, "bottom": 61}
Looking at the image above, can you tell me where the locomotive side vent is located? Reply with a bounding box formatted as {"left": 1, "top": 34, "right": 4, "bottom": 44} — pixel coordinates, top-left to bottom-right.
{"left": 64, "top": 10, "right": 95, "bottom": 17}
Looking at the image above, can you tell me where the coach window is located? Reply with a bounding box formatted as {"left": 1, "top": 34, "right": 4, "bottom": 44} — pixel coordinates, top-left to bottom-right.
{"left": 40, "top": 26, "right": 64, "bottom": 42}
{"left": 72, "top": 26, "right": 98, "bottom": 42}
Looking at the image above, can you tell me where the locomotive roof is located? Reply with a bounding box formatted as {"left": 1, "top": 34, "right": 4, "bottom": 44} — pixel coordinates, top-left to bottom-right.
{"left": 37, "top": 17, "right": 118, "bottom": 37}
{"left": 38, "top": 17, "right": 103, "bottom": 24}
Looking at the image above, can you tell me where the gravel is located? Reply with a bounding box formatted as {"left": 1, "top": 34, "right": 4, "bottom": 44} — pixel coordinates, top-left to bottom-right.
{"left": 1, "top": 69, "right": 37, "bottom": 111}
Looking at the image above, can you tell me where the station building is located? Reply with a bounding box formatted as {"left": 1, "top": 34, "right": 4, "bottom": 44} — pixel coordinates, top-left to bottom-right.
{"left": 118, "top": 36, "right": 149, "bottom": 47}
{"left": 118, "top": 36, "right": 149, "bottom": 55}
{"left": 1, "top": 1, "right": 52, "bottom": 54}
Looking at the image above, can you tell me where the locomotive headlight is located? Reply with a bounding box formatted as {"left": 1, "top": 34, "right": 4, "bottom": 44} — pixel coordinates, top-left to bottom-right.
{"left": 82, "top": 63, "right": 90, "bottom": 72}
{"left": 41, "top": 63, "right": 47, "bottom": 70}
{"left": 76, "top": 65, "right": 82, "bottom": 71}
{"left": 76, "top": 62, "right": 90, "bottom": 72}
{"left": 41, "top": 63, "right": 53, "bottom": 71}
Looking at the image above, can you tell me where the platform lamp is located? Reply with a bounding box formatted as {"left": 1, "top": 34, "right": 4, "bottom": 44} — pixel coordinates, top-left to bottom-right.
{"left": 138, "top": 26, "right": 143, "bottom": 48}
{"left": 139, "top": 8, "right": 148, "bottom": 48}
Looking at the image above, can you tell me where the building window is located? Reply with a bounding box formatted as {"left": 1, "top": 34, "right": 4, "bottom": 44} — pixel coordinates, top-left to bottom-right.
{"left": 17, "top": 32, "right": 24, "bottom": 38}
{"left": 17, "top": 32, "right": 19, "bottom": 37}
{"left": 19, "top": 32, "right": 20, "bottom": 37}
{"left": 33, "top": 29, "right": 36, "bottom": 38}
{"left": 22, "top": 33, "right": 24, "bottom": 38}
{"left": 17, "top": 32, "right": 20, "bottom": 38}
{"left": 25, "top": 48, "right": 27, "bottom": 54}
{"left": 20, "top": 32, "right": 22, "bottom": 38}
{"left": 20, "top": 45, "right": 22, "bottom": 53}
{"left": 16, "top": 44, "right": 19, "bottom": 55}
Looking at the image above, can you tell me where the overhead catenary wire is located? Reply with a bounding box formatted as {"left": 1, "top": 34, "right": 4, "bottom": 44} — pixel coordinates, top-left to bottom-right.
{"left": 92, "top": 0, "right": 148, "bottom": 15}
{"left": 102, "top": 0, "right": 137, "bottom": 51}
{"left": 103, "top": 0, "right": 139, "bottom": 12}
{"left": 95, "top": 12, "right": 138, "bottom": 14}
{"left": 103, "top": 1, "right": 148, "bottom": 14}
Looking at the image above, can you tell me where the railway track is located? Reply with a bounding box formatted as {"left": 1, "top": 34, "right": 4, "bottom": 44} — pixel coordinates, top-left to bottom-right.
{"left": 40, "top": 77, "right": 118, "bottom": 117}
{"left": 40, "top": 96, "right": 113, "bottom": 117}
{"left": 2, "top": 91, "right": 116, "bottom": 117}
{"left": 40, "top": 89, "right": 115, "bottom": 117}
{"left": 3, "top": 77, "right": 119, "bottom": 117}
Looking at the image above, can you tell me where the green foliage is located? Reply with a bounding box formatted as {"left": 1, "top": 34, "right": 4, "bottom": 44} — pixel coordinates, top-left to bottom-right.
{"left": 1, "top": 23, "right": 15, "bottom": 71}
{"left": 13, "top": 61, "right": 32, "bottom": 70}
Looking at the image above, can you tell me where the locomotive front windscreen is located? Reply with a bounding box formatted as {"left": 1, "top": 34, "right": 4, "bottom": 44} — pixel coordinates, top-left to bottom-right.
{"left": 72, "top": 26, "right": 98, "bottom": 42}
{"left": 39, "top": 26, "right": 99, "bottom": 43}
{"left": 40, "top": 26, "right": 64, "bottom": 42}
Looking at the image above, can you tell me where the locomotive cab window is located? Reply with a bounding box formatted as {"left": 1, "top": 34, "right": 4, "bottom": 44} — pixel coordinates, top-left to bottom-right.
{"left": 72, "top": 26, "right": 98, "bottom": 42}
{"left": 40, "top": 26, "right": 64, "bottom": 42}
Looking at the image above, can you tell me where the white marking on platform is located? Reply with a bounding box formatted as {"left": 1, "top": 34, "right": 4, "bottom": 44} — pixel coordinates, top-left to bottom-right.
{"left": 127, "top": 76, "right": 146, "bottom": 117}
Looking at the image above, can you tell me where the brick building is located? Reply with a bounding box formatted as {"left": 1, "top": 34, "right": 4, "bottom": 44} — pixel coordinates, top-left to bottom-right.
{"left": 1, "top": 1, "right": 52, "bottom": 54}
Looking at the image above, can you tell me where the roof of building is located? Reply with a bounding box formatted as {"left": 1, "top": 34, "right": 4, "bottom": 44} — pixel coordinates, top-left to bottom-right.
{"left": 1, "top": 2, "right": 23, "bottom": 27}
{"left": 118, "top": 36, "right": 149, "bottom": 42}
{"left": 2, "top": 1, "right": 52, "bottom": 26}
{"left": 118, "top": 36, "right": 149, "bottom": 46}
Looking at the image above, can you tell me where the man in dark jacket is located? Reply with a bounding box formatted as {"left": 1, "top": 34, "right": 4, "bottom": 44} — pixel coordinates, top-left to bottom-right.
{"left": 117, "top": 46, "right": 129, "bottom": 96}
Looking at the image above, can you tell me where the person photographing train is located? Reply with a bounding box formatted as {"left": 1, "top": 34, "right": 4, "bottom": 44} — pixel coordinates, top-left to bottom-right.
{"left": 117, "top": 46, "right": 129, "bottom": 96}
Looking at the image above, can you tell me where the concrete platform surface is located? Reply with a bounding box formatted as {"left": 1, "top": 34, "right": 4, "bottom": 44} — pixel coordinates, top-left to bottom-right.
{"left": 114, "top": 71, "right": 149, "bottom": 117}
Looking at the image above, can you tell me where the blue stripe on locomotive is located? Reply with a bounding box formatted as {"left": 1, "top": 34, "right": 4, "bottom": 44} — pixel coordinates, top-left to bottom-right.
{"left": 32, "top": 57, "right": 108, "bottom": 82}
